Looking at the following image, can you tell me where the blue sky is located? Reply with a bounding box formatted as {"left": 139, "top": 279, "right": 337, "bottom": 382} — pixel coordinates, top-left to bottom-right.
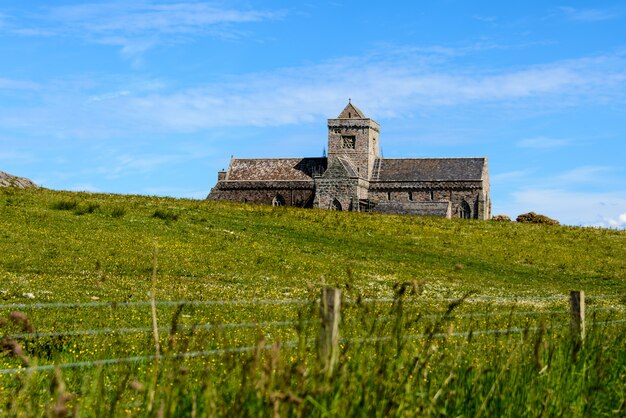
{"left": 1, "top": 1, "right": 625, "bottom": 227}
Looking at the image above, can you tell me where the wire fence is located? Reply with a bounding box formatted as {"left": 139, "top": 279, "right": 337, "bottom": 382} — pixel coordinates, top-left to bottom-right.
{"left": 3, "top": 305, "right": 625, "bottom": 341}
{"left": 2, "top": 319, "right": 625, "bottom": 376}
{"left": 3, "top": 320, "right": 305, "bottom": 340}
{"left": 1, "top": 293, "right": 623, "bottom": 311}
{"left": 1, "top": 292, "right": 624, "bottom": 376}
{"left": 0, "top": 298, "right": 314, "bottom": 310}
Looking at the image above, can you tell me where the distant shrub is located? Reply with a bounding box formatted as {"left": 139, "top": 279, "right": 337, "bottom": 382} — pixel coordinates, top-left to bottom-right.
{"left": 74, "top": 202, "right": 100, "bottom": 215}
{"left": 491, "top": 214, "right": 511, "bottom": 222}
{"left": 152, "top": 209, "right": 178, "bottom": 221}
{"left": 110, "top": 206, "right": 127, "bottom": 218}
{"left": 51, "top": 199, "right": 78, "bottom": 211}
{"left": 516, "top": 212, "right": 559, "bottom": 225}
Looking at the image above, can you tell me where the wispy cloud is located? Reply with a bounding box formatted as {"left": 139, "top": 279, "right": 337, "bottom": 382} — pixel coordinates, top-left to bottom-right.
{"left": 606, "top": 212, "right": 626, "bottom": 228}
{"left": 557, "top": 166, "right": 615, "bottom": 184}
{"left": 0, "top": 149, "right": 35, "bottom": 163}
{"left": 1, "top": 49, "right": 626, "bottom": 137}
{"left": 516, "top": 136, "right": 569, "bottom": 149}
{"left": 109, "top": 52, "right": 626, "bottom": 130}
{"left": 98, "top": 153, "right": 182, "bottom": 179}
{"left": 94, "top": 145, "right": 216, "bottom": 179}
{"left": 142, "top": 186, "right": 207, "bottom": 199}
{"left": 66, "top": 183, "right": 101, "bottom": 193}
{"left": 87, "top": 90, "right": 131, "bottom": 103}
{"left": 3, "top": 1, "right": 281, "bottom": 57}
{"left": 560, "top": 7, "right": 620, "bottom": 22}
{"left": 501, "top": 188, "right": 626, "bottom": 227}
{"left": 472, "top": 15, "right": 497, "bottom": 23}
{"left": 498, "top": 165, "right": 621, "bottom": 192}
{"left": 491, "top": 170, "right": 533, "bottom": 183}
{"left": 495, "top": 164, "right": 625, "bottom": 226}
{"left": 45, "top": 2, "right": 278, "bottom": 34}
{"left": 0, "top": 77, "right": 40, "bottom": 91}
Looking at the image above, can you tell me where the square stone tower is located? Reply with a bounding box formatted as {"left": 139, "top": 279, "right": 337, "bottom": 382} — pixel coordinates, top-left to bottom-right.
{"left": 327, "top": 101, "right": 380, "bottom": 181}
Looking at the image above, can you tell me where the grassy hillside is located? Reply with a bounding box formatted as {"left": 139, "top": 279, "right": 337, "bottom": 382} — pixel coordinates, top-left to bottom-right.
{"left": 0, "top": 188, "right": 625, "bottom": 416}
{"left": 1, "top": 187, "right": 625, "bottom": 303}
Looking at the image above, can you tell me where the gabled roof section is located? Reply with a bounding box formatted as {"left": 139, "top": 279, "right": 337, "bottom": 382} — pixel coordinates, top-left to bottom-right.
{"left": 337, "top": 157, "right": 359, "bottom": 177}
{"left": 321, "top": 157, "right": 359, "bottom": 179}
{"left": 375, "top": 158, "right": 487, "bottom": 182}
{"left": 337, "top": 101, "right": 366, "bottom": 119}
{"left": 226, "top": 158, "right": 327, "bottom": 181}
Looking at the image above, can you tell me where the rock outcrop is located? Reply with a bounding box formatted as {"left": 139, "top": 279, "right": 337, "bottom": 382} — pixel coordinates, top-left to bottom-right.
{"left": 0, "top": 171, "right": 38, "bottom": 188}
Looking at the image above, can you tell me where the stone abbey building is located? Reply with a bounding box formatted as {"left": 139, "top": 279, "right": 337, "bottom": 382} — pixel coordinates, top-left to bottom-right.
{"left": 207, "top": 102, "right": 491, "bottom": 219}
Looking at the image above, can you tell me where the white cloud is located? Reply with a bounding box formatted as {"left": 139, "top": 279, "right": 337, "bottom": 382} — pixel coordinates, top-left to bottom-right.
{"left": 560, "top": 7, "right": 620, "bottom": 22}
{"left": 516, "top": 137, "right": 569, "bottom": 149}
{"left": 3, "top": 2, "right": 281, "bottom": 56}
{"left": 66, "top": 183, "right": 101, "bottom": 193}
{"left": 498, "top": 188, "right": 626, "bottom": 227}
{"left": 98, "top": 52, "right": 626, "bottom": 131}
{"left": 490, "top": 165, "right": 623, "bottom": 196}
{"left": 491, "top": 170, "right": 533, "bottom": 184}
{"left": 606, "top": 212, "right": 626, "bottom": 228}
{"left": 1, "top": 50, "right": 626, "bottom": 137}
{"left": 557, "top": 166, "right": 614, "bottom": 184}
{"left": 46, "top": 2, "right": 278, "bottom": 34}
{"left": 0, "top": 77, "right": 40, "bottom": 91}
{"left": 87, "top": 90, "right": 131, "bottom": 103}
{"left": 142, "top": 186, "right": 207, "bottom": 199}
{"left": 94, "top": 146, "right": 216, "bottom": 179}
{"left": 98, "top": 153, "right": 182, "bottom": 178}
{"left": 472, "top": 15, "right": 497, "bottom": 23}
{"left": 0, "top": 150, "right": 35, "bottom": 162}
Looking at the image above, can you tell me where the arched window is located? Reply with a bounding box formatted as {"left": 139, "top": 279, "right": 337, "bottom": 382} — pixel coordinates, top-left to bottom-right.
{"left": 408, "top": 191, "right": 413, "bottom": 201}
{"left": 331, "top": 199, "right": 342, "bottom": 211}
{"left": 387, "top": 191, "right": 392, "bottom": 201}
{"left": 460, "top": 200, "right": 471, "bottom": 219}
{"left": 272, "top": 194, "right": 285, "bottom": 207}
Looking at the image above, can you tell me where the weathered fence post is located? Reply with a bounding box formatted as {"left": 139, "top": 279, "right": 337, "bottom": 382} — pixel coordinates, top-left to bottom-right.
{"left": 319, "top": 287, "right": 341, "bottom": 376}
{"left": 569, "top": 290, "right": 585, "bottom": 342}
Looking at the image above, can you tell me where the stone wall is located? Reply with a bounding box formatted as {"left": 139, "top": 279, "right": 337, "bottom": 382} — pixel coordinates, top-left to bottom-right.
{"left": 314, "top": 177, "right": 357, "bottom": 210}
{"left": 373, "top": 201, "right": 451, "bottom": 218}
{"left": 207, "top": 177, "right": 489, "bottom": 218}
{"left": 207, "top": 181, "right": 316, "bottom": 207}
{"left": 368, "top": 181, "right": 487, "bottom": 219}
{"left": 479, "top": 159, "right": 491, "bottom": 219}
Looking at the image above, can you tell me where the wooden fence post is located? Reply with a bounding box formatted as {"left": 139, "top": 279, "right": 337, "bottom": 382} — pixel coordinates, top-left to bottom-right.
{"left": 319, "top": 287, "right": 341, "bottom": 375}
{"left": 570, "top": 290, "right": 585, "bottom": 342}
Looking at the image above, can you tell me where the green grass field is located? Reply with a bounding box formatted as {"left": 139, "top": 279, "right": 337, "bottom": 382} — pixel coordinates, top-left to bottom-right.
{"left": 0, "top": 188, "right": 624, "bottom": 416}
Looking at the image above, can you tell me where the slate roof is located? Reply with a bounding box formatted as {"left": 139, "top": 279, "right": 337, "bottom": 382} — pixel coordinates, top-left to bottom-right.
{"left": 226, "top": 158, "right": 327, "bottom": 181}
{"left": 374, "top": 158, "right": 486, "bottom": 182}
{"left": 336, "top": 157, "right": 359, "bottom": 177}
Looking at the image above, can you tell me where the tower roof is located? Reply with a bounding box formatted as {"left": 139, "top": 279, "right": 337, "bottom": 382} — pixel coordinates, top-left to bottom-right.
{"left": 337, "top": 101, "right": 366, "bottom": 119}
